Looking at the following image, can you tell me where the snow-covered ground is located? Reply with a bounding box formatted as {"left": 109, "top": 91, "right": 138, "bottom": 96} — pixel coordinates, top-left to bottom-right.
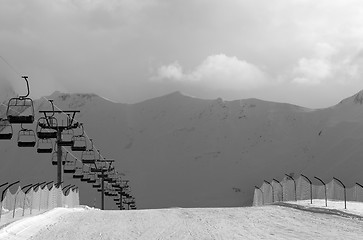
{"left": 1, "top": 201, "right": 363, "bottom": 239}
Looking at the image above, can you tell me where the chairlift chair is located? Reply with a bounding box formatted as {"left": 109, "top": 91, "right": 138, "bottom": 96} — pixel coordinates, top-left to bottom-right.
{"left": 7, "top": 98, "right": 35, "bottom": 124}
{"left": 64, "top": 158, "right": 77, "bottom": 174}
{"left": 80, "top": 167, "right": 91, "bottom": 182}
{"left": 71, "top": 135, "right": 87, "bottom": 152}
{"left": 58, "top": 129, "right": 74, "bottom": 146}
{"left": 81, "top": 173, "right": 91, "bottom": 182}
{"left": 97, "top": 172, "right": 108, "bottom": 178}
{"left": 51, "top": 151, "right": 67, "bottom": 165}
{"left": 92, "top": 179, "right": 101, "bottom": 188}
{"left": 17, "top": 126, "right": 36, "bottom": 147}
{"left": 36, "top": 138, "right": 53, "bottom": 153}
{"left": 82, "top": 149, "right": 97, "bottom": 164}
{"left": 87, "top": 173, "right": 97, "bottom": 183}
{"left": 36, "top": 117, "right": 57, "bottom": 139}
{"left": 7, "top": 76, "right": 35, "bottom": 124}
{"left": 73, "top": 166, "right": 84, "bottom": 179}
{"left": 0, "top": 118, "right": 13, "bottom": 140}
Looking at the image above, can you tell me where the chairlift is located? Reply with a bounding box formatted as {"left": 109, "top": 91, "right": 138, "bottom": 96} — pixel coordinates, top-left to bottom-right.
{"left": 91, "top": 160, "right": 108, "bottom": 173}
{"left": 64, "top": 158, "right": 77, "bottom": 174}
{"left": 51, "top": 151, "right": 67, "bottom": 165}
{"left": 92, "top": 179, "right": 101, "bottom": 188}
{"left": 73, "top": 165, "right": 84, "bottom": 179}
{"left": 80, "top": 166, "right": 91, "bottom": 182}
{"left": 36, "top": 117, "right": 57, "bottom": 139}
{"left": 0, "top": 118, "right": 13, "bottom": 140}
{"left": 72, "top": 122, "right": 85, "bottom": 137}
{"left": 71, "top": 135, "right": 87, "bottom": 152}
{"left": 36, "top": 138, "right": 53, "bottom": 153}
{"left": 81, "top": 173, "right": 90, "bottom": 182}
{"left": 58, "top": 129, "right": 74, "bottom": 146}
{"left": 97, "top": 172, "right": 108, "bottom": 178}
{"left": 82, "top": 139, "right": 96, "bottom": 164}
{"left": 7, "top": 76, "right": 35, "bottom": 124}
{"left": 87, "top": 173, "right": 97, "bottom": 183}
{"left": 17, "top": 125, "right": 36, "bottom": 147}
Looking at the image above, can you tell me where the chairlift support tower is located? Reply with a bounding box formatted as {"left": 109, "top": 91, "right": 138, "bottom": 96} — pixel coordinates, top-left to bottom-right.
{"left": 39, "top": 103, "right": 80, "bottom": 187}
{"left": 92, "top": 157, "right": 114, "bottom": 210}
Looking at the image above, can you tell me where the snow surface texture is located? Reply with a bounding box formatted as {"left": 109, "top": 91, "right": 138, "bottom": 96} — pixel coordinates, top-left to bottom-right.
{"left": 3, "top": 91, "right": 363, "bottom": 209}
{"left": 0, "top": 202, "right": 363, "bottom": 239}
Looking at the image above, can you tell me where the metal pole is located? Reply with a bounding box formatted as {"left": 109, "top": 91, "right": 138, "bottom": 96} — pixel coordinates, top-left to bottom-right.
{"left": 119, "top": 187, "right": 123, "bottom": 210}
{"left": 22, "top": 184, "right": 35, "bottom": 217}
{"left": 272, "top": 179, "right": 283, "bottom": 202}
{"left": 101, "top": 169, "right": 105, "bottom": 210}
{"left": 57, "top": 131, "right": 63, "bottom": 187}
{"left": 13, "top": 184, "right": 32, "bottom": 218}
{"left": 31, "top": 182, "right": 45, "bottom": 215}
{"left": 285, "top": 174, "right": 297, "bottom": 201}
{"left": 0, "top": 181, "right": 20, "bottom": 221}
{"left": 301, "top": 174, "right": 313, "bottom": 204}
{"left": 314, "top": 176, "right": 327, "bottom": 207}
{"left": 356, "top": 182, "right": 363, "bottom": 202}
{"left": 39, "top": 181, "right": 51, "bottom": 212}
{"left": 264, "top": 180, "right": 274, "bottom": 203}
{"left": 333, "top": 177, "right": 346, "bottom": 209}
{"left": 255, "top": 186, "right": 264, "bottom": 205}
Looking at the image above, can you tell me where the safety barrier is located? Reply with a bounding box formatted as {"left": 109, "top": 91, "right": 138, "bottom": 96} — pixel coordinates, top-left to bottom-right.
{"left": 0, "top": 183, "right": 79, "bottom": 226}
{"left": 253, "top": 175, "right": 363, "bottom": 208}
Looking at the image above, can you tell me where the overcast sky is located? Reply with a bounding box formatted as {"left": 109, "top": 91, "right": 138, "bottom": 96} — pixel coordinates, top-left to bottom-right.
{"left": 1, "top": 0, "right": 363, "bottom": 108}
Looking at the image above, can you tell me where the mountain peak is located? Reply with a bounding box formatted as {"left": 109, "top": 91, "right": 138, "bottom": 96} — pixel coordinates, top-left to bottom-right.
{"left": 338, "top": 89, "right": 363, "bottom": 105}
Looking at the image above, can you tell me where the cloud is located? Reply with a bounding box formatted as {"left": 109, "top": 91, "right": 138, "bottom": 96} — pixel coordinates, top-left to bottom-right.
{"left": 152, "top": 54, "right": 267, "bottom": 90}
{"left": 155, "top": 62, "right": 184, "bottom": 81}
{"left": 292, "top": 58, "right": 332, "bottom": 85}
{"left": 291, "top": 42, "right": 361, "bottom": 85}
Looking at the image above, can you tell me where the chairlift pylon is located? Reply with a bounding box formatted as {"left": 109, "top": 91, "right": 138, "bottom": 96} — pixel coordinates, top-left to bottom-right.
{"left": 7, "top": 76, "right": 35, "bottom": 124}
{"left": 0, "top": 118, "right": 13, "bottom": 140}
{"left": 17, "top": 125, "right": 36, "bottom": 147}
{"left": 36, "top": 138, "right": 53, "bottom": 153}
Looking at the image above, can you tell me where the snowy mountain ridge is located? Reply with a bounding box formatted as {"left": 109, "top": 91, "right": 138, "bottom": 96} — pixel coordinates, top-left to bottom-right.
{"left": 2, "top": 90, "right": 363, "bottom": 209}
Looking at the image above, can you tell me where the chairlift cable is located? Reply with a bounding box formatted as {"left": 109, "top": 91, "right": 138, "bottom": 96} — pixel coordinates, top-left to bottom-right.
{"left": 42, "top": 96, "right": 107, "bottom": 159}
{"left": 42, "top": 97, "right": 114, "bottom": 170}
{"left": 0, "top": 54, "right": 21, "bottom": 77}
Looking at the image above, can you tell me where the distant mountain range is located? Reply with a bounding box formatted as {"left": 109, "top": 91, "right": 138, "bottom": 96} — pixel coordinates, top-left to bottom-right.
{"left": 1, "top": 89, "right": 363, "bottom": 209}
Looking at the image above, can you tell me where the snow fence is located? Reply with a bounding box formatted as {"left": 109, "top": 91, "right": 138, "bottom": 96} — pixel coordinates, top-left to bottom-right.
{"left": 253, "top": 176, "right": 363, "bottom": 206}
{"left": 0, "top": 184, "right": 79, "bottom": 222}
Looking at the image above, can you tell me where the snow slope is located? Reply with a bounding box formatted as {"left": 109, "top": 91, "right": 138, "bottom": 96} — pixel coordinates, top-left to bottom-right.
{"left": 2, "top": 91, "right": 363, "bottom": 209}
{"left": 1, "top": 202, "right": 363, "bottom": 239}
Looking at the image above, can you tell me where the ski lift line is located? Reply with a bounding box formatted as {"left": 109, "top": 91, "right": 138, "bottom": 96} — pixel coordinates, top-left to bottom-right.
{"left": 41, "top": 96, "right": 106, "bottom": 159}
{"left": 0, "top": 103, "right": 22, "bottom": 115}
{"left": 0, "top": 54, "right": 21, "bottom": 77}
{"left": 41, "top": 97, "right": 115, "bottom": 173}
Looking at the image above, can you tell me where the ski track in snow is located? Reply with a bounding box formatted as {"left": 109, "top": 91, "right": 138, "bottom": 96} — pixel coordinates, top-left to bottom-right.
{"left": 0, "top": 202, "right": 362, "bottom": 239}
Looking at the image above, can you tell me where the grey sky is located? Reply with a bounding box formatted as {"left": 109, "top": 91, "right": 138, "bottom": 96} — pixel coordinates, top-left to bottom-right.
{"left": 1, "top": 0, "right": 363, "bottom": 108}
